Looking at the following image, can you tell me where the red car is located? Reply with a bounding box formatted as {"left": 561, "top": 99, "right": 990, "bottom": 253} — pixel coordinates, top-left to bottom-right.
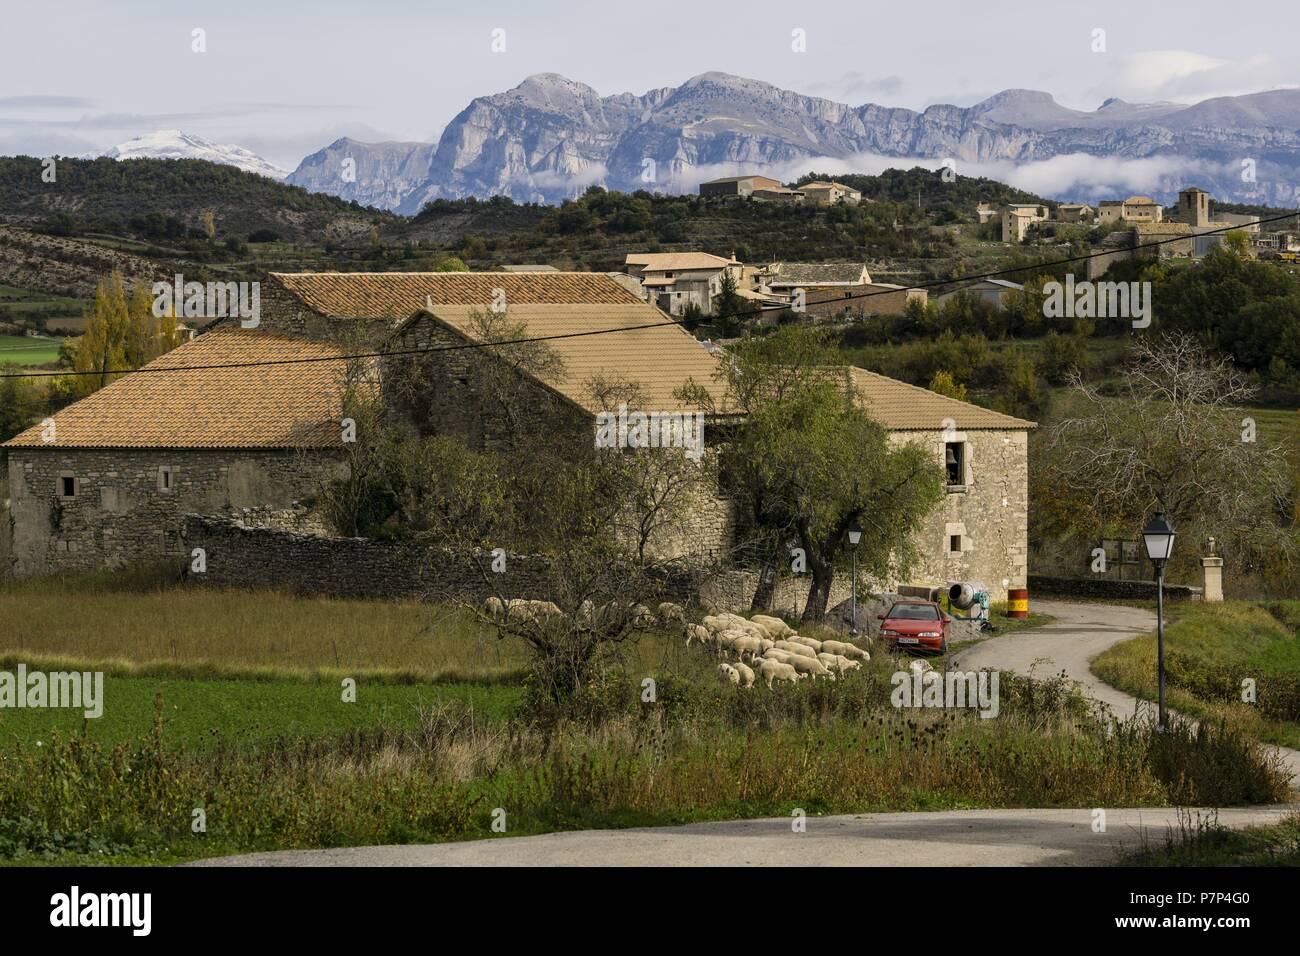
{"left": 877, "top": 600, "right": 951, "bottom": 655}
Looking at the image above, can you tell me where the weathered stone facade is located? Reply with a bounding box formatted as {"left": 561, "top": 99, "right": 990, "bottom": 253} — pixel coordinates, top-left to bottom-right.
{"left": 5, "top": 448, "right": 343, "bottom": 576}
{"left": 888, "top": 428, "right": 1029, "bottom": 602}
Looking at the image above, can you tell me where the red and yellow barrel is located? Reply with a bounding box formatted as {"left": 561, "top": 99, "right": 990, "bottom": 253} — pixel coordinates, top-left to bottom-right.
{"left": 1005, "top": 587, "right": 1029, "bottom": 619}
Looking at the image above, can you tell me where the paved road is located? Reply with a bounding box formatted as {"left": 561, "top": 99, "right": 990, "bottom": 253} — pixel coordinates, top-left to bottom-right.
{"left": 954, "top": 599, "right": 1300, "bottom": 779}
{"left": 194, "top": 805, "right": 1296, "bottom": 867}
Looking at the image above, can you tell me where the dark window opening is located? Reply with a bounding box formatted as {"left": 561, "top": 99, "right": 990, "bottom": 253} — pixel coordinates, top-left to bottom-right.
{"left": 950, "top": 534, "right": 962, "bottom": 553}
{"left": 60, "top": 476, "right": 76, "bottom": 497}
{"left": 945, "top": 442, "right": 964, "bottom": 485}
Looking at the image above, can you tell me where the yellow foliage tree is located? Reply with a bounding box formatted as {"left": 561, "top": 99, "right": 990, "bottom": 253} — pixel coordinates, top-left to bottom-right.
{"left": 70, "top": 271, "right": 183, "bottom": 398}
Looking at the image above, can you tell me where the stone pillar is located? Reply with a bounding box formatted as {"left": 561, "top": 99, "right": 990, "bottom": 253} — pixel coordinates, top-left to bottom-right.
{"left": 1201, "top": 555, "right": 1224, "bottom": 603}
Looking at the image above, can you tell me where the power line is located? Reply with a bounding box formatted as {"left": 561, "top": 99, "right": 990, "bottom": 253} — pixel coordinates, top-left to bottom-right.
{"left": 1, "top": 207, "right": 1296, "bottom": 382}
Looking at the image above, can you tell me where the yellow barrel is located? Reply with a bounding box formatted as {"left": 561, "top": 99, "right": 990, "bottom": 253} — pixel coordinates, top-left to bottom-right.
{"left": 1006, "top": 587, "right": 1029, "bottom": 619}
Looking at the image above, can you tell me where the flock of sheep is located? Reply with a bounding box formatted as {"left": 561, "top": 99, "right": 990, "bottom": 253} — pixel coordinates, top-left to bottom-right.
{"left": 481, "top": 597, "right": 875, "bottom": 691}
{"left": 681, "top": 608, "right": 869, "bottom": 689}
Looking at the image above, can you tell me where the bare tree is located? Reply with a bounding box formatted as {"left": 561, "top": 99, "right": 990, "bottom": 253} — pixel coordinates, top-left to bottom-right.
{"left": 1047, "top": 332, "right": 1293, "bottom": 573}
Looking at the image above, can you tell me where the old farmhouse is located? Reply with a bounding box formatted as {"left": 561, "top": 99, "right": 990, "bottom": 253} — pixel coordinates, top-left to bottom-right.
{"left": 2, "top": 271, "right": 1032, "bottom": 602}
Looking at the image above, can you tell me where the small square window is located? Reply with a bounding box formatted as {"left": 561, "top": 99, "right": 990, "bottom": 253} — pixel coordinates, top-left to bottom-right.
{"left": 59, "top": 475, "right": 76, "bottom": 497}
{"left": 949, "top": 534, "right": 962, "bottom": 553}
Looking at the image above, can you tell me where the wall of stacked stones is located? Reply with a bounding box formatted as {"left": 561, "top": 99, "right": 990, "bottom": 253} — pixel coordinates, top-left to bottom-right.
{"left": 4, "top": 448, "right": 342, "bottom": 577}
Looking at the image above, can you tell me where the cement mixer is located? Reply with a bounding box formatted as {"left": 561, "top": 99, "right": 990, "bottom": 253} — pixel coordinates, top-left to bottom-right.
{"left": 947, "top": 581, "right": 992, "bottom": 630}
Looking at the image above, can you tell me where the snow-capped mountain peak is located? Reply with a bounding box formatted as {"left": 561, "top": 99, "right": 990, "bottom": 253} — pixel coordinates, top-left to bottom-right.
{"left": 102, "top": 130, "right": 288, "bottom": 179}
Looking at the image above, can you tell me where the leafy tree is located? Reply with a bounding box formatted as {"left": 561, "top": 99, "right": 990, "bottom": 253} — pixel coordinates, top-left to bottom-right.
{"left": 693, "top": 325, "right": 944, "bottom": 621}
{"left": 928, "top": 370, "right": 967, "bottom": 401}
{"left": 0, "top": 366, "right": 33, "bottom": 441}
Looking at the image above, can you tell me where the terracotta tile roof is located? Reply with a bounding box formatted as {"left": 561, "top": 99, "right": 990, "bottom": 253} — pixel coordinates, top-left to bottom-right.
{"left": 410, "top": 302, "right": 734, "bottom": 415}
{"left": 270, "top": 271, "right": 642, "bottom": 320}
{"left": 4, "top": 328, "right": 350, "bottom": 449}
{"left": 625, "top": 252, "right": 738, "bottom": 271}
{"left": 845, "top": 367, "right": 1035, "bottom": 431}
{"left": 769, "top": 261, "right": 870, "bottom": 286}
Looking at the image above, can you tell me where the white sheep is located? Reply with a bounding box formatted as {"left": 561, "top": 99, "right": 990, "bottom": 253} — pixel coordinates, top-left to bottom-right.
{"left": 482, "top": 596, "right": 505, "bottom": 619}
{"left": 750, "top": 614, "right": 794, "bottom": 640}
{"left": 730, "top": 635, "right": 764, "bottom": 662}
{"left": 785, "top": 654, "right": 833, "bottom": 679}
{"left": 732, "top": 661, "right": 755, "bottom": 688}
{"left": 773, "top": 639, "right": 818, "bottom": 660}
{"left": 702, "top": 615, "right": 729, "bottom": 634}
{"left": 909, "top": 658, "right": 933, "bottom": 676}
{"left": 685, "top": 623, "right": 709, "bottom": 647}
{"left": 788, "top": 635, "right": 823, "bottom": 652}
{"left": 757, "top": 658, "right": 800, "bottom": 688}
{"left": 717, "top": 662, "right": 740, "bottom": 685}
{"left": 657, "top": 602, "right": 687, "bottom": 628}
{"left": 818, "top": 653, "right": 861, "bottom": 674}
{"left": 821, "top": 639, "right": 869, "bottom": 662}
{"left": 763, "top": 648, "right": 793, "bottom": 663}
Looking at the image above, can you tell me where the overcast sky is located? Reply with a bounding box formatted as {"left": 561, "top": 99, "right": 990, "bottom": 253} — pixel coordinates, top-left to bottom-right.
{"left": 1, "top": 0, "right": 1296, "bottom": 170}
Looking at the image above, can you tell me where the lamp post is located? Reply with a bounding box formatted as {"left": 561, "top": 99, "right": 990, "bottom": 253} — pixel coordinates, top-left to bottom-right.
{"left": 848, "top": 521, "right": 863, "bottom": 636}
{"left": 1142, "top": 511, "right": 1177, "bottom": 731}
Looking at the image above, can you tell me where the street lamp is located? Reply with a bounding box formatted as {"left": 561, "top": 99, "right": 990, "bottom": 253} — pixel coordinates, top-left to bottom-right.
{"left": 848, "top": 521, "right": 863, "bottom": 636}
{"left": 1142, "top": 510, "right": 1177, "bottom": 731}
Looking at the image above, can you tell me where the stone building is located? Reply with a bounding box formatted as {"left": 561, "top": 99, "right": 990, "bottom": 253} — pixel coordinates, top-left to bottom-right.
{"left": 1097, "top": 196, "right": 1163, "bottom": 225}
{"left": 698, "top": 175, "right": 782, "bottom": 198}
{"left": 623, "top": 252, "right": 742, "bottom": 316}
{"left": 844, "top": 368, "right": 1034, "bottom": 600}
{"left": 1001, "top": 203, "right": 1050, "bottom": 242}
{"left": 2, "top": 329, "right": 349, "bottom": 576}
{"left": 4, "top": 271, "right": 1033, "bottom": 602}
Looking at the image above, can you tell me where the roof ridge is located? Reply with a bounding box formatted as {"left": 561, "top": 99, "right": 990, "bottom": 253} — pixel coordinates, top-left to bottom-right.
{"left": 844, "top": 365, "right": 1036, "bottom": 429}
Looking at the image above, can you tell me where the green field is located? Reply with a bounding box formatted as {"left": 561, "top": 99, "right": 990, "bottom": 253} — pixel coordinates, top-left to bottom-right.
{"left": 1092, "top": 601, "right": 1300, "bottom": 748}
{"left": 0, "top": 674, "right": 521, "bottom": 752}
{"left": 0, "top": 333, "right": 60, "bottom": 365}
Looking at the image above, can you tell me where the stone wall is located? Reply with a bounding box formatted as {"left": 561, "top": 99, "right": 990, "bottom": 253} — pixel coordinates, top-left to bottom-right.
{"left": 1028, "top": 574, "right": 1201, "bottom": 601}
{"left": 183, "top": 514, "right": 559, "bottom": 602}
{"left": 4, "top": 447, "right": 343, "bottom": 576}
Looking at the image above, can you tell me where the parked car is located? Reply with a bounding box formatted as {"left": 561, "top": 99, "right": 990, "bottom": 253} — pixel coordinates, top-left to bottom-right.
{"left": 877, "top": 600, "right": 951, "bottom": 654}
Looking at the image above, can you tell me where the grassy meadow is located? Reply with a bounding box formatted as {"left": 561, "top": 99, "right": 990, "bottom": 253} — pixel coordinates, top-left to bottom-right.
{"left": 1092, "top": 601, "right": 1300, "bottom": 748}
{"left": 0, "top": 567, "right": 1292, "bottom": 864}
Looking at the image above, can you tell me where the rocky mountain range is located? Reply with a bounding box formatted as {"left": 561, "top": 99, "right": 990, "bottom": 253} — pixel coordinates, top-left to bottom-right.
{"left": 280, "top": 71, "right": 1300, "bottom": 211}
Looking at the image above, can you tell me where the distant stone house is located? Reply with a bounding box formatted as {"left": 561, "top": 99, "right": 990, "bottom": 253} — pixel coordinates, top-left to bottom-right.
{"left": 767, "top": 262, "right": 926, "bottom": 319}
{"left": 1002, "top": 203, "right": 1050, "bottom": 242}
{"left": 624, "top": 252, "right": 742, "bottom": 315}
{"left": 1097, "top": 196, "right": 1163, "bottom": 225}
{"left": 1056, "top": 203, "right": 1094, "bottom": 223}
{"left": 698, "top": 175, "right": 782, "bottom": 198}
{"left": 935, "top": 278, "right": 1024, "bottom": 309}
{"left": 799, "top": 181, "right": 862, "bottom": 205}
{"left": 3, "top": 271, "right": 1033, "bottom": 602}
{"left": 751, "top": 186, "right": 805, "bottom": 204}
